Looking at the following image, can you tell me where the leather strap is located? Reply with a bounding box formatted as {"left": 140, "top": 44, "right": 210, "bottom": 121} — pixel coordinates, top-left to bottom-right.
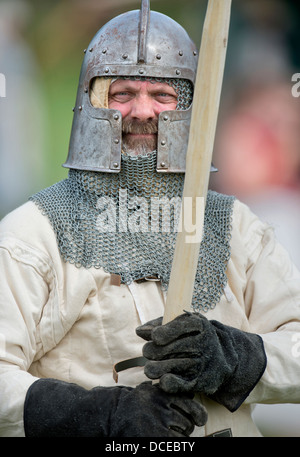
{"left": 113, "top": 356, "right": 147, "bottom": 383}
{"left": 207, "top": 428, "right": 232, "bottom": 437}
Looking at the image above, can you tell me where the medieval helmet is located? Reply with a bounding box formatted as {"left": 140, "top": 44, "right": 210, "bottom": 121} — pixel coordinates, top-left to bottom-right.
{"left": 63, "top": 0, "right": 198, "bottom": 173}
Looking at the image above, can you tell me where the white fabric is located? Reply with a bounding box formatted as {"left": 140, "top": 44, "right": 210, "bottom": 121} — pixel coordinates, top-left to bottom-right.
{"left": 1, "top": 199, "right": 300, "bottom": 436}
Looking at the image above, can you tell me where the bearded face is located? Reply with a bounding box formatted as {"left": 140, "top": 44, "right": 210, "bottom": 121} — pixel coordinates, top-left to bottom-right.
{"left": 108, "top": 78, "right": 179, "bottom": 157}
{"left": 89, "top": 76, "right": 193, "bottom": 158}
{"left": 122, "top": 118, "right": 158, "bottom": 155}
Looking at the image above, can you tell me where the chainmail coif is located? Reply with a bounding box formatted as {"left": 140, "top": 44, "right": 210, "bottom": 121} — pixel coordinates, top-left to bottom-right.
{"left": 30, "top": 150, "right": 235, "bottom": 313}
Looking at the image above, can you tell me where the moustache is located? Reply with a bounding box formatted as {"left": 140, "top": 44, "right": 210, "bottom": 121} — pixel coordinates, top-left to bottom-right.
{"left": 122, "top": 119, "right": 158, "bottom": 135}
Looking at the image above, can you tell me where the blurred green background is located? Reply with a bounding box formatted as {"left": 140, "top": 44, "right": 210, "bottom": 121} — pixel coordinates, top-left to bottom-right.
{"left": 1, "top": 0, "right": 300, "bottom": 436}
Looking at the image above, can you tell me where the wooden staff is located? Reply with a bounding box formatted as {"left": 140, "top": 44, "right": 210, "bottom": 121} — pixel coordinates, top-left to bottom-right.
{"left": 163, "top": 0, "right": 232, "bottom": 324}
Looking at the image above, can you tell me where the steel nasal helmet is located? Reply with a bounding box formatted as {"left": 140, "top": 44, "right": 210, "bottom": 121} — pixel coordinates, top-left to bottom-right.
{"left": 63, "top": 0, "right": 198, "bottom": 173}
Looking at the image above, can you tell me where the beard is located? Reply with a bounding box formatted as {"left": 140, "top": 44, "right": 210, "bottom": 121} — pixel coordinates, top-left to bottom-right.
{"left": 122, "top": 118, "right": 158, "bottom": 156}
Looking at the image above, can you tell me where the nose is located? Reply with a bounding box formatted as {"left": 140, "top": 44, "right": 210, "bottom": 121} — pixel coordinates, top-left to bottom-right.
{"left": 130, "top": 94, "right": 157, "bottom": 121}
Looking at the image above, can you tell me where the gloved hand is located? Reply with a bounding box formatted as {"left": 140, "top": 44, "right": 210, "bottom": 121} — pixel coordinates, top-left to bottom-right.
{"left": 136, "top": 312, "right": 267, "bottom": 412}
{"left": 24, "top": 378, "right": 207, "bottom": 437}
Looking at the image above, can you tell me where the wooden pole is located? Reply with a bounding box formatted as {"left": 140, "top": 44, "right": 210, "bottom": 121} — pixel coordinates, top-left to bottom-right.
{"left": 163, "top": 0, "right": 232, "bottom": 324}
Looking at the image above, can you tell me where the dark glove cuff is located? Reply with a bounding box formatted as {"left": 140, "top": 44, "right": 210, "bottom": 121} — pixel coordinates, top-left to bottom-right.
{"left": 210, "top": 332, "right": 267, "bottom": 412}
{"left": 23, "top": 378, "right": 124, "bottom": 437}
{"left": 24, "top": 378, "right": 207, "bottom": 437}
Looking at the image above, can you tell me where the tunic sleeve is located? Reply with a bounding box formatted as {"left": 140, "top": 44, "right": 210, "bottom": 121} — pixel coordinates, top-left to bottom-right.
{"left": 0, "top": 238, "right": 51, "bottom": 436}
{"left": 232, "top": 200, "right": 300, "bottom": 404}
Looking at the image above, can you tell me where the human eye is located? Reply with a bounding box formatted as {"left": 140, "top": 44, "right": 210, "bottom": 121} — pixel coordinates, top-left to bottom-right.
{"left": 154, "top": 91, "right": 177, "bottom": 104}
{"left": 109, "top": 91, "right": 133, "bottom": 103}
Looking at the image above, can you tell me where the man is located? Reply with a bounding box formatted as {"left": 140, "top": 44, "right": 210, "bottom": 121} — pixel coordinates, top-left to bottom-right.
{"left": 1, "top": 1, "right": 300, "bottom": 437}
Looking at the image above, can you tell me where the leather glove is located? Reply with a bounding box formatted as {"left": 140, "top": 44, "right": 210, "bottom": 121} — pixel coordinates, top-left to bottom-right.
{"left": 24, "top": 378, "right": 207, "bottom": 437}
{"left": 136, "top": 312, "right": 267, "bottom": 412}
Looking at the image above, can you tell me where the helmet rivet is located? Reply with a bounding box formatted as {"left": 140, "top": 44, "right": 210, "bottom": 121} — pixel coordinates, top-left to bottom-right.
{"left": 89, "top": 47, "right": 93, "bottom": 52}
{"left": 113, "top": 162, "right": 119, "bottom": 168}
{"left": 163, "top": 115, "right": 169, "bottom": 121}
{"left": 139, "top": 68, "right": 145, "bottom": 74}
{"left": 78, "top": 105, "right": 83, "bottom": 111}
{"left": 83, "top": 49, "right": 87, "bottom": 54}
{"left": 176, "top": 69, "right": 181, "bottom": 75}
{"left": 161, "top": 140, "right": 166, "bottom": 146}
{"left": 179, "top": 51, "right": 183, "bottom": 56}
{"left": 122, "top": 53, "right": 128, "bottom": 60}
{"left": 156, "top": 54, "right": 161, "bottom": 60}
{"left": 114, "top": 114, "right": 120, "bottom": 121}
{"left": 105, "top": 67, "right": 110, "bottom": 73}
{"left": 160, "top": 162, "right": 166, "bottom": 167}
{"left": 102, "top": 49, "right": 107, "bottom": 54}
{"left": 193, "top": 51, "right": 197, "bottom": 56}
{"left": 114, "top": 139, "right": 119, "bottom": 144}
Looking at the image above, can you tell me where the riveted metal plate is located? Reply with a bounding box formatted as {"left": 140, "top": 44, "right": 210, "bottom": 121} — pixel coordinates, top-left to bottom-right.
{"left": 157, "top": 108, "right": 192, "bottom": 172}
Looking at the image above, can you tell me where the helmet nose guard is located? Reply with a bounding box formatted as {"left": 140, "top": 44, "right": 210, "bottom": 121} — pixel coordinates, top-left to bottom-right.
{"left": 63, "top": 0, "right": 198, "bottom": 173}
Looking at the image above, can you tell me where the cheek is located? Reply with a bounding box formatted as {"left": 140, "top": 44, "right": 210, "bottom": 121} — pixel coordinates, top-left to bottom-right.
{"left": 156, "top": 101, "right": 177, "bottom": 114}
{"left": 169, "top": 101, "right": 178, "bottom": 111}
{"left": 109, "top": 101, "right": 131, "bottom": 119}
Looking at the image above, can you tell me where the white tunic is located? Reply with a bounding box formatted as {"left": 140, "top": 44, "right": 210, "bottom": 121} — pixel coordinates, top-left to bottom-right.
{"left": 1, "top": 199, "right": 300, "bottom": 437}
